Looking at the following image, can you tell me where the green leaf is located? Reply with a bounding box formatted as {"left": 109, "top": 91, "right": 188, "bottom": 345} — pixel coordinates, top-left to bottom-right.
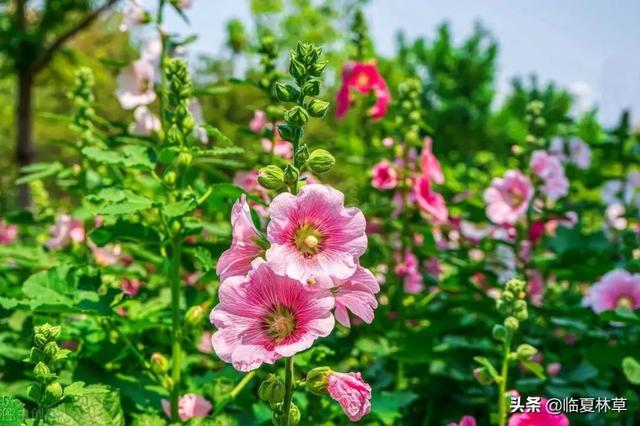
{"left": 0, "top": 396, "right": 25, "bottom": 426}
{"left": 44, "top": 388, "right": 124, "bottom": 426}
{"left": 89, "top": 220, "right": 161, "bottom": 246}
{"left": 22, "top": 265, "right": 77, "bottom": 309}
{"left": 81, "top": 145, "right": 154, "bottom": 169}
{"left": 130, "top": 414, "right": 167, "bottom": 426}
{"left": 86, "top": 188, "right": 153, "bottom": 216}
{"left": 473, "top": 356, "right": 500, "bottom": 379}
{"left": 192, "top": 248, "right": 215, "bottom": 272}
{"left": 0, "top": 296, "right": 20, "bottom": 309}
{"left": 16, "top": 162, "right": 64, "bottom": 184}
{"left": 370, "top": 391, "right": 418, "bottom": 424}
{"left": 163, "top": 197, "right": 197, "bottom": 219}
{"left": 622, "top": 357, "right": 640, "bottom": 385}
{"left": 520, "top": 360, "right": 545, "bottom": 380}
{"left": 201, "top": 124, "right": 231, "bottom": 144}
{"left": 196, "top": 147, "right": 244, "bottom": 157}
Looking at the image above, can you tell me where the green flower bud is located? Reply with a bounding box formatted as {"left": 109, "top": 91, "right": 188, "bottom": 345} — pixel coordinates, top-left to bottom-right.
{"left": 258, "top": 374, "right": 286, "bottom": 403}
{"left": 496, "top": 299, "right": 510, "bottom": 315}
{"left": 504, "top": 316, "right": 519, "bottom": 332}
{"left": 277, "top": 124, "right": 295, "bottom": 141}
{"left": 284, "top": 165, "right": 299, "bottom": 186}
{"left": 34, "top": 362, "right": 51, "bottom": 379}
{"left": 272, "top": 403, "right": 300, "bottom": 426}
{"left": 161, "top": 376, "right": 174, "bottom": 391}
{"left": 44, "top": 382, "right": 63, "bottom": 404}
{"left": 43, "top": 341, "right": 59, "bottom": 359}
{"left": 294, "top": 145, "right": 310, "bottom": 167}
{"left": 308, "top": 60, "right": 328, "bottom": 77}
{"left": 274, "top": 82, "right": 300, "bottom": 103}
{"left": 28, "top": 384, "right": 42, "bottom": 401}
{"left": 516, "top": 344, "right": 538, "bottom": 361}
{"left": 307, "top": 100, "right": 330, "bottom": 118}
{"left": 302, "top": 80, "right": 320, "bottom": 97}
{"left": 185, "top": 305, "right": 206, "bottom": 327}
{"left": 29, "top": 348, "right": 44, "bottom": 364}
{"left": 258, "top": 165, "right": 286, "bottom": 190}
{"left": 514, "top": 309, "right": 528, "bottom": 322}
{"left": 284, "top": 106, "right": 309, "bottom": 127}
{"left": 492, "top": 324, "right": 507, "bottom": 342}
{"left": 289, "top": 58, "right": 306, "bottom": 80}
{"left": 164, "top": 171, "right": 177, "bottom": 186}
{"left": 513, "top": 300, "right": 527, "bottom": 312}
{"left": 502, "top": 290, "right": 514, "bottom": 302}
{"left": 506, "top": 278, "right": 525, "bottom": 293}
{"left": 307, "top": 149, "right": 335, "bottom": 175}
{"left": 176, "top": 152, "right": 193, "bottom": 168}
{"left": 48, "top": 326, "right": 62, "bottom": 341}
{"left": 150, "top": 353, "right": 170, "bottom": 375}
{"left": 34, "top": 333, "right": 48, "bottom": 348}
{"left": 473, "top": 367, "right": 494, "bottom": 385}
{"left": 306, "top": 366, "right": 332, "bottom": 395}
{"left": 167, "top": 125, "right": 183, "bottom": 145}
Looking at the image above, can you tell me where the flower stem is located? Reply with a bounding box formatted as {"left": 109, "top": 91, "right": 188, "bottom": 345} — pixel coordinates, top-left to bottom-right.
{"left": 497, "top": 335, "right": 512, "bottom": 426}
{"left": 282, "top": 356, "right": 295, "bottom": 426}
{"left": 169, "top": 237, "right": 183, "bottom": 422}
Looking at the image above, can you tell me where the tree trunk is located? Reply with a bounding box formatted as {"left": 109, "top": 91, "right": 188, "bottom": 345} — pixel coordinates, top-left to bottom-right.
{"left": 16, "top": 70, "right": 35, "bottom": 208}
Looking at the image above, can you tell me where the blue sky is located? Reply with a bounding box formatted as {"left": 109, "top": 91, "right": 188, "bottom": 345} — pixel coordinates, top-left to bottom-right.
{"left": 159, "top": 0, "right": 640, "bottom": 126}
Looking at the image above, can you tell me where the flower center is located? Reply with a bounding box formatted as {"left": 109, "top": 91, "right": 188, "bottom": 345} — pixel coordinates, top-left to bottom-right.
{"left": 139, "top": 78, "right": 151, "bottom": 94}
{"left": 507, "top": 188, "right": 524, "bottom": 206}
{"left": 263, "top": 305, "right": 296, "bottom": 342}
{"left": 617, "top": 296, "right": 634, "bottom": 310}
{"left": 294, "top": 223, "right": 323, "bottom": 257}
{"left": 355, "top": 74, "right": 370, "bottom": 89}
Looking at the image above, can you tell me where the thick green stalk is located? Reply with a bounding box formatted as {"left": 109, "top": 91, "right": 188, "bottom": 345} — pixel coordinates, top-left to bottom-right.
{"left": 169, "top": 237, "right": 183, "bottom": 422}
{"left": 497, "top": 335, "right": 512, "bottom": 426}
{"left": 282, "top": 356, "right": 295, "bottom": 426}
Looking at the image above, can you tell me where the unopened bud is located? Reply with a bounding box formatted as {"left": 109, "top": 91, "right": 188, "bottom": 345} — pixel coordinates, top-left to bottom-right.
{"left": 258, "top": 374, "right": 286, "bottom": 403}
{"left": 258, "top": 165, "right": 285, "bottom": 190}
{"left": 164, "top": 171, "right": 177, "bottom": 186}
{"left": 307, "top": 99, "right": 329, "bottom": 118}
{"left": 272, "top": 403, "right": 300, "bottom": 426}
{"left": 473, "top": 367, "right": 494, "bottom": 385}
{"left": 150, "top": 353, "right": 170, "bottom": 374}
{"left": 513, "top": 300, "right": 527, "bottom": 312}
{"left": 28, "top": 384, "right": 42, "bottom": 401}
{"left": 185, "top": 305, "right": 206, "bottom": 327}
{"left": 284, "top": 165, "right": 299, "bottom": 186}
{"left": 516, "top": 344, "right": 537, "bottom": 361}
{"left": 504, "top": 316, "right": 519, "bottom": 332}
{"left": 34, "top": 362, "right": 51, "bottom": 379}
{"left": 43, "top": 341, "right": 59, "bottom": 359}
{"left": 289, "top": 58, "right": 306, "bottom": 80}
{"left": 277, "top": 124, "right": 295, "bottom": 141}
{"left": 167, "top": 125, "right": 182, "bottom": 145}
{"left": 514, "top": 309, "right": 528, "bottom": 322}
{"left": 492, "top": 324, "right": 507, "bottom": 342}
{"left": 284, "top": 106, "right": 309, "bottom": 127}
{"left": 302, "top": 79, "right": 320, "bottom": 97}
{"left": 44, "top": 382, "right": 63, "bottom": 404}
{"left": 502, "top": 291, "right": 514, "bottom": 302}
{"left": 307, "top": 149, "right": 335, "bottom": 174}
{"left": 274, "top": 82, "right": 299, "bottom": 103}
{"left": 176, "top": 152, "right": 193, "bottom": 168}
{"left": 294, "top": 145, "right": 309, "bottom": 166}
{"left": 309, "top": 60, "right": 328, "bottom": 77}
{"left": 34, "top": 333, "right": 48, "bottom": 348}
{"left": 306, "top": 366, "right": 332, "bottom": 395}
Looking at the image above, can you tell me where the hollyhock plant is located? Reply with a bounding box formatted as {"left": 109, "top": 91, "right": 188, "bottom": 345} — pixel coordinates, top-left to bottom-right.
{"left": 116, "top": 59, "right": 156, "bottom": 110}
{"left": 508, "top": 398, "right": 569, "bottom": 426}
{"left": 161, "top": 394, "right": 212, "bottom": 421}
{"left": 484, "top": 170, "right": 533, "bottom": 225}
{"left": 0, "top": 221, "right": 18, "bottom": 245}
{"left": 371, "top": 159, "right": 399, "bottom": 190}
{"left": 583, "top": 269, "right": 640, "bottom": 313}
{"left": 414, "top": 176, "right": 448, "bottom": 223}
{"left": 216, "top": 195, "right": 264, "bottom": 282}
{"left": 265, "top": 184, "right": 367, "bottom": 283}
{"left": 336, "top": 61, "right": 391, "bottom": 120}
{"left": 395, "top": 249, "right": 424, "bottom": 294}
{"left": 420, "top": 137, "right": 444, "bottom": 185}
{"left": 448, "top": 416, "right": 477, "bottom": 426}
{"left": 120, "top": 278, "right": 142, "bottom": 297}
{"left": 88, "top": 241, "right": 122, "bottom": 267}
{"left": 530, "top": 150, "right": 569, "bottom": 200}
{"left": 333, "top": 266, "right": 380, "bottom": 327}
{"left": 209, "top": 260, "right": 335, "bottom": 371}
{"left": 130, "top": 106, "right": 161, "bottom": 136}
{"left": 327, "top": 371, "right": 372, "bottom": 422}
{"left": 45, "top": 215, "right": 85, "bottom": 250}
{"left": 249, "top": 110, "right": 267, "bottom": 133}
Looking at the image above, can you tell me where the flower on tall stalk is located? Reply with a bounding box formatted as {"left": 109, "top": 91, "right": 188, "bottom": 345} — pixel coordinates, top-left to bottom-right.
{"left": 336, "top": 61, "right": 391, "bottom": 120}
{"left": 327, "top": 371, "right": 372, "bottom": 422}
{"left": 530, "top": 150, "right": 569, "bottom": 200}
{"left": 420, "top": 137, "right": 444, "bottom": 185}
{"left": 161, "top": 394, "right": 212, "bottom": 421}
{"left": 371, "top": 160, "right": 398, "bottom": 190}
{"left": 0, "top": 221, "right": 17, "bottom": 245}
{"left": 116, "top": 59, "right": 156, "bottom": 109}
{"left": 265, "top": 184, "right": 367, "bottom": 283}
{"left": 332, "top": 266, "right": 379, "bottom": 327}
{"left": 508, "top": 397, "right": 569, "bottom": 426}
{"left": 120, "top": 278, "right": 142, "bottom": 297}
{"left": 130, "top": 106, "right": 161, "bottom": 136}
{"left": 395, "top": 249, "right": 423, "bottom": 294}
{"left": 216, "top": 195, "right": 264, "bottom": 282}
{"left": 484, "top": 170, "right": 533, "bottom": 225}
{"left": 45, "top": 215, "right": 85, "bottom": 250}
{"left": 209, "top": 261, "right": 335, "bottom": 371}
{"left": 414, "top": 176, "right": 448, "bottom": 224}
{"left": 119, "top": 0, "right": 146, "bottom": 32}
{"left": 582, "top": 269, "right": 640, "bottom": 313}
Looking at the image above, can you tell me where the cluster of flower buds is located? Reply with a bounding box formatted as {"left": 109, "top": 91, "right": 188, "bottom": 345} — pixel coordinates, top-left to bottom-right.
{"left": 165, "top": 58, "right": 196, "bottom": 147}
{"left": 150, "top": 352, "right": 174, "bottom": 390}
{"left": 68, "top": 67, "right": 96, "bottom": 131}
{"left": 524, "top": 100, "right": 546, "bottom": 147}
{"left": 260, "top": 42, "right": 333, "bottom": 193}
{"left": 26, "top": 324, "right": 69, "bottom": 407}
{"left": 395, "top": 79, "right": 423, "bottom": 147}
{"left": 257, "top": 32, "right": 280, "bottom": 94}
{"left": 494, "top": 278, "right": 530, "bottom": 337}
{"left": 258, "top": 374, "right": 300, "bottom": 425}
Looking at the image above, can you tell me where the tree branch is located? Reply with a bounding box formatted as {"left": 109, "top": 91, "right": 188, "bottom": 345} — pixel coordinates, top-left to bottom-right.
{"left": 32, "top": 0, "right": 120, "bottom": 73}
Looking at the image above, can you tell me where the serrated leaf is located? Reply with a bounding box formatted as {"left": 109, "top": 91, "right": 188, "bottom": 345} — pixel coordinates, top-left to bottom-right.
{"left": 86, "top": 188, "right": 153, "bottom": 216}
{"left": 22, "top": 265, "right": 77, "bottom": 309}
{"left": 163, "top": 197, "right": 197, "bottom": 218}
{"left": 82, "top": 145, "right": 154, "bottom": 169}
{"left": 0, "top": 396, "right": 25, "bottom": 426}
{"left": 201, "top": 124, "right": 231, "bottom": 144}
{"left": 192, "top": 248, "right": 215, "bottom": 272}
{"left": 0, "top": 296, "right": 20, "bottom": 309}
{"left": 44, "top": 388, "right": 124, "bottom": 426}
{"left": 131, "top": 414, "right": 167, "bottom": 426}
{"left": 16, "top": 162, "right": 63, "bottom": 184}
{"left": 89, "top": 220, "right": 161, "bottom": 246}
{"left": 63, "top": 382, "right": 110, "bottom": 397}
{"left": 622, "top": 357, "right": 640, "bottom": 385}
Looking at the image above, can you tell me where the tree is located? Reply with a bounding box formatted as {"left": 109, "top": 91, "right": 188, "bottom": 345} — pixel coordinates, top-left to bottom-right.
{"left": 0, "top": 0, "right": 120, "bottom": 207}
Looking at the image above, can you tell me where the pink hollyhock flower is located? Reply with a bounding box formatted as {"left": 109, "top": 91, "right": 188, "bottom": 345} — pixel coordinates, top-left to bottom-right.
{"left": 116, "top": 59, "right": 156, "bottom": 110}
{"left": 45, "top": 215, "right": 85, "bottom": 250}
{"left": 141, "top": 36, "right": 162, "bottom": 65}
{"left": 188, "top": 99, "right": 208, "bottom": 144}
{"left": 216, "top": 195, "right": 264, "bottom": 282}
{"left": 88, "top": 241, "right": 122, "bottom": 267}
{"left": 371, "top": 160, "right": 398, "bottom": 190}
{"left": 327, "top": 371, "right": 372, "bottom": 422}
{"left": 508, "top": 397, "right": 569, "bottom": 426}
{"left": 541, "top": 174, "right": 569, "bottom": 201}
{"left": 425, "top": 256, "right": 442, "bottom": 279}
{"left": 266, "top": 184, "right": 367, "bottom": 283}
{"left": 484, "top": 170, "right": 533, "bottom": 225}
{"left": 547, "top": 362, "right": 561, "bottom": 376}
{"left": 530, "top": 150, "right": 569, "bottom": 200}
{"left": 382, "top": 137, "right": 394, "bottom": 148}
{"left": 0, "top": 221, "right": 18, "bottom": 245}
{"left": 261, "top": 132, "right": 293, "bottom": 159}
{"left": 162, "top": 394, "right": 212, "bottom": 421}
{"left": 527, "top": 269, "right": 544, "bottom": 307}
{"left": 197, "top": 331, "right": 213, "bottom": 353}
{"left": 568, "top": 138, "right": 591, "bottom": 169}
{"left": 460, "top": 221, "right": 494, "bottom": 243}
{"left": 448, "top": 415, "right": 477, "bottom": 426}
{"left": 120, "top": 278, "right": 141, "bottom": 297}
{"left": 333, "top": 266, "right": 380, "bottom": 328}
{"left": 414, "top": 176, "right": 448, "bottom": 223}
{"left": 583, "top": 269, "right": 640, "bottom": 313}
{"left": 130, "top": 106, "right": 161, "bottom": 136}
{"left": 234, "top": 170, "right": 269, "bottom": 202}
{"left": 336, "top": 61, "right": 391, "bottom": 120}
{"left": 420, "top": 137, "right": 444, "bottom": 185}
{"left": 395, "top": 250, "right": 423, "bottom": 294}
{"left": 209, "top": 261, "right": 335, "bottom": 371}
{"left": 249, "top": 110, "right": 267, "bottom": 133}
{"left": 119, "top": 0, "right": 145, "bottom": 32}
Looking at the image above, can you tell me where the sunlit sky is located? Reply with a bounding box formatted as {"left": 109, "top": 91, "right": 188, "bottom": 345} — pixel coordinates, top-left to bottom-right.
{"left": 155, "top": 0, "right": 640, "bottom": 126}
